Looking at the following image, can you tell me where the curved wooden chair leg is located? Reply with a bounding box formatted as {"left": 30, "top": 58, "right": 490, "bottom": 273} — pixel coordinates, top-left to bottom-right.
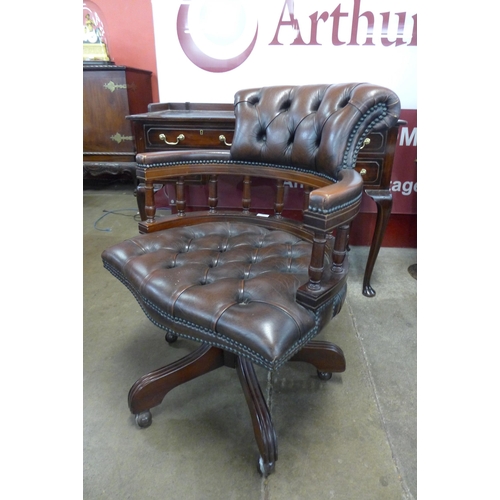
{"left": 362, "top": 189, "right": 393, "bottom": 297}
{"left": 290, "top": 340, "right": 346, "bottom": 379}
{"left": 236, "top": 357, "right": 278, "bottom": 476}
{"left": 128, "top": 344, "right": 225, "bottom": 423}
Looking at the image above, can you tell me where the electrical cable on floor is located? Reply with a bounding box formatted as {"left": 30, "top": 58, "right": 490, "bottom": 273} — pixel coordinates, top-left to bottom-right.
{"left": 93, "top": 208, "right": 171, "bottom": 232}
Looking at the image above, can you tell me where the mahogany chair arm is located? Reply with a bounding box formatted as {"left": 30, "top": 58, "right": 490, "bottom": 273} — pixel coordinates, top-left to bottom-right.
{"left": 304, "top": 169, "right": 364, "bottom": 232}
{"left": 298, "top": 169, "right": 364, "bottom": 308}
{"left": 308, "top": 169, "right": 363, "bottom": 215}
{"left": 136, "top": 149, "right": 231, "bottom": 170}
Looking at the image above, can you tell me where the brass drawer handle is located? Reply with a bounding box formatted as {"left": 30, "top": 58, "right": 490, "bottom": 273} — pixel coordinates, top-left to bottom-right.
{"left": 360, "top": 138, "right": 371, "bottom": 150}
{"left": 360, "top": 168, "right": 367, "bottom": 176}
{"left": 219, "top": 135, "right": 232, "bottom": 147}
{"left": 159, "top": 133, "right": 185, "bottom": 145}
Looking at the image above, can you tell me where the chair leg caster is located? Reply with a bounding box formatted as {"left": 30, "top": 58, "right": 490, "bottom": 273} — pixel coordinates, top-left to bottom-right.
{"left": 290, "top": 340, "right": 346, "bottom": 375}
{"left": 317, "top": 370, "right": 333, "bottom": 381}
{"left": 165, "top": 332, "right": 178, "bottom": 344}
{"left": 135, "top": 410, "right": 152, "bottom": 428}
{"left": 258, "top": 456, "right": 275, "bottom": 477}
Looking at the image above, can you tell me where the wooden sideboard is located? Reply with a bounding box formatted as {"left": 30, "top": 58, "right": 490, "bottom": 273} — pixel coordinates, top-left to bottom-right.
{"left": 83, "top": 63, "right": 152, "bottom": 179}
{"left": 128, "top": 103, "right": 404, "bottom": 297}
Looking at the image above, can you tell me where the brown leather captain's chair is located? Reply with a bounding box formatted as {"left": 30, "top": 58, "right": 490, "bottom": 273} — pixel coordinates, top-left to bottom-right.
{"left": 102, "top": 84, "right": 400, "bottom": 475}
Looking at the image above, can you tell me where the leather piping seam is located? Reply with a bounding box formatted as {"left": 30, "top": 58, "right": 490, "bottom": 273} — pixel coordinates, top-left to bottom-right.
{"left": 103, "top": 261, "right": 344, "bottom": 371}
{"left": 307, "top": 190, "right": 362, "bottom": 215}
{"left": 141, "top": 160, "right": 337, "bottom": 184}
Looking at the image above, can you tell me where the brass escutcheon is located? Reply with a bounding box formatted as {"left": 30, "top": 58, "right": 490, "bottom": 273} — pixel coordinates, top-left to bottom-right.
{"left": 110, "top": 132, "right": 133, "bottom": 143}
{"left": 103, "top": 81, "right": 136, "bottom": 92}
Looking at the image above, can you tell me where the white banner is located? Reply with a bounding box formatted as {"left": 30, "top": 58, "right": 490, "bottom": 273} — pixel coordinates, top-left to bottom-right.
{"left": 152, "top": 0, "right": 417, "bottom": 108}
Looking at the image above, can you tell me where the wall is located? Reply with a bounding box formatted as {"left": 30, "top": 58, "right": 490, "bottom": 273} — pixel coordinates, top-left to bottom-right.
{"left": 92, "top": 0, "right": 160, "bottom": 103}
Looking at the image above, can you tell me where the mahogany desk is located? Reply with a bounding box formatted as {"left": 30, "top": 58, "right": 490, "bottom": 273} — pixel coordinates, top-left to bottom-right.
{"left": 128, "top": 103, "right": 404, "bottom": 297}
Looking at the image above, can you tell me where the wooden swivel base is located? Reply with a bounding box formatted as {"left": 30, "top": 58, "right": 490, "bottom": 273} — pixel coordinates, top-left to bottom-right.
{"left": 128, "top": 336, "right": 346, "bottom": 476}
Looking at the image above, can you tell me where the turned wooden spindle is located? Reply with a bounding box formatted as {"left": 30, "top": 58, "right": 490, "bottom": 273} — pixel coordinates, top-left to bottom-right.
{"left": 242, "top": 175, "right": 251, "bottom": 213}
{"left": 144, "top": 180, "right": 156, "bottom": 223}
{"left": 303, "top": 186, "right": 311, "bottom": 211}
{"left": 307, "top": 232, "right": 327, "bottom": 290}
{"left": 176, "top": 177, "right": 186, "bottom": 216}
{"left": 274, "top": 179, "right": 284, "bottom": 218}
{"left": 208, "top": 175, "right": 218, "bottom": 213}
{"left": 332, "top": 224, "right": 350, "bottom": 272}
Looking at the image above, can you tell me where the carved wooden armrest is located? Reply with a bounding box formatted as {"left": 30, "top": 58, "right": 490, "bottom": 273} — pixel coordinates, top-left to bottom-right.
{"left": 304, "top": 169, "right": 363, "bottom": 233}
{"left": 136, "top": 150, "right": 231, "bottom": 172}
{"left": 298, "top": 169, "right": 364, "bottom": 308}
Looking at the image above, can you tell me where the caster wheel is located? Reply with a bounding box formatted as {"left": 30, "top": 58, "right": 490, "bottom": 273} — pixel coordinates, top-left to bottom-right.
{"left": 257, "top": 456, "right": 275, "bottom": 477}
{"left": 317, "top": 370, "right": 332, "bottom": 381}
{"left": 165, "top": 332, "right": 178, "bottom": 344}
{"left": 135, "top": 410, "right": 152, "bottom": 428}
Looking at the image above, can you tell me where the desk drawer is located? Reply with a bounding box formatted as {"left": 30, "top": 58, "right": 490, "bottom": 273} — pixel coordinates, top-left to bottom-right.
{"left": 354, "top": 160, "right": 383, "bottom": 185}
{"left": 146, "top": 127, "right": 234, "bottom": 150}
{"left": 360, "top": 131, "right": 386, "bottom": 153}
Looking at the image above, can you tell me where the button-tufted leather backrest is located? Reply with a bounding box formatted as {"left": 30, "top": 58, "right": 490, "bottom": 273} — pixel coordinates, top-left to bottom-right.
{"left": 230, "top": 84, "right": 400, "bottom": 180}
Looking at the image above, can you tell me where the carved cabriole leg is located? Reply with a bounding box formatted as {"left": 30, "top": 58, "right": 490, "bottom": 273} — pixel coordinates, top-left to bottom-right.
{"left": 128, "top": 344, "right": 225, "bottom": 417}
{"left": 331, "top": 224, "right": 350, "bottom": 273}
{"left": 144, "top": 179, "right": 156, "bottom": 223}
{"left": 236, "top": 357, "right": 277, "bottom": 476}
{"left": 362, "top": 189, "right": 393, "bottom": 297}
{"left": 290, "top": 340, "right": 346, "bottom": 380}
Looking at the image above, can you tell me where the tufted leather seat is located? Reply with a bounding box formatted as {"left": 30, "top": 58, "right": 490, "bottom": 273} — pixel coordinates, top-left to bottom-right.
{"left": 103, "top": 221, "right": 345, "bottom": 371}
{"left": 102, "top": 83, "right": 400, "bottom": 475}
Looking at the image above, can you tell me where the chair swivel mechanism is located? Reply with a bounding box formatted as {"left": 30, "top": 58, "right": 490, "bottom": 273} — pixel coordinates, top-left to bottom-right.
{"left": 102, "top": 83, "right": 400, "bottom": 475}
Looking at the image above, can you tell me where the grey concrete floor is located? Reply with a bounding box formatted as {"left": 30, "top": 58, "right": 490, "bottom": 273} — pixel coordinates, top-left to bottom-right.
{"left": 83, "top": 182, "right": 417, "bottom": 499}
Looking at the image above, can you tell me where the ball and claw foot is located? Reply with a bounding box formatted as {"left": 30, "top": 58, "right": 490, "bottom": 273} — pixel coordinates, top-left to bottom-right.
{"left": 258, "top": 457, "right": 275, "bottom": 477}
{"left": 135, "top": 410, "right": 152, "bottom": 428}
{"left": 165, "top": 332, "right": 178, "bottom": 344}
{"left": 317, "top": 370, "right": 332, "bottom": 381}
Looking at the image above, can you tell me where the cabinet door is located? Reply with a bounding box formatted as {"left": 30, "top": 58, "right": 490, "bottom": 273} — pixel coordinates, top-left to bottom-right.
{"left": 83, "top": 68, "right": 134, "bottom": 154}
